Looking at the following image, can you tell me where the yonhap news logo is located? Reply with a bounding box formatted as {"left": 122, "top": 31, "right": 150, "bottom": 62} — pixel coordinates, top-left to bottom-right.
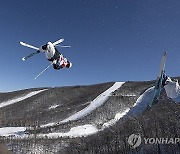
{"left": 128, "top": 134, "right": 142, "bottom": 148}
{"left": 128, "top": 134, "right": 180, "bottom": 148}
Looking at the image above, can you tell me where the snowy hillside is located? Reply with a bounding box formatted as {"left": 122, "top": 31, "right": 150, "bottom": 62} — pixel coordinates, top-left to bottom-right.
{"left": 0, "top": 78, "right": 180, "bottom": 153}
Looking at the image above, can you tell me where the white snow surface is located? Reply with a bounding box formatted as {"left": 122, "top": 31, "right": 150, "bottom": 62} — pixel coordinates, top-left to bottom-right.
{"left": 121, "top": 94, "right": 136, "bottom": 97}
{"left": 60, "top": 82, "right": 125, "bottom": 123}
{"left": 0, "top": 127, "right": 26, "bottom": 137}
{"left": 102, "top": 108, "right": 130, "bottom": 129}
{"left": 39, "top": 109, "right": 131, "bottom": 138}
{"left": 0, "top": 89, "right": 47, "bottom": 108}
{"left": 127, "top": 86, "right": 155, "bottom": 116}
{"left": 164, "top": 79, "right": 180, "bottom": 102}
{"left": 38, "top": 124, "right": 98, "bottom": 138}
{"left": 49, "top": 104, "right": 59, "bottom": 109}
{"left": 41, "top": 122, "right": 56, "bottom": 128}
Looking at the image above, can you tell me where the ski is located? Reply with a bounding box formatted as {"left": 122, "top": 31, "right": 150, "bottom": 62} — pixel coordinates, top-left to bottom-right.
{"left": 22, "top": 50, "right": 40, "bottom": 61}
{"left": 20, "top": 41, "right": 39, "bottom": 50}
{"left": 149, "top": 52, "right": 167, "bottom": 106}
{"left": 52, "top": 38, "right": 64, "bottom": 46}
{"left": 20, "top": 41, "right": 41, "bottom": 61}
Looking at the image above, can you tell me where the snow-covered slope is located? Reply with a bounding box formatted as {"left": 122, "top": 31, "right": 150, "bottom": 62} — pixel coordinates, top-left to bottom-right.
{"left": 0, "top": 89, "right": 47, "bottom": 108}
{"left": 0, "top": 127, "right": 26, "bottom": 137}
{"left": 1, "top": 82, "right": 125, "bottom": 138}
{"left": 127, "top": 86, "right": 155, "bottom": 116}
{"left": 60, "top": 82, "right": 124, "bottom": 123}
{"left": 38, "top": 125, "right": 98, "bottom": 138}
{"left": 0, "top": 82, "right": 162, "bottom": 138}
{"left": 0, "top": 78, "right": 179, "bottom": 154}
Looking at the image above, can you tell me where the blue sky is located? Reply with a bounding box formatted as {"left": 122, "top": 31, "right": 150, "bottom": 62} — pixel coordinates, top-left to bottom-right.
{"left": 0, "top": 0, "right": 180, "bottom": 92}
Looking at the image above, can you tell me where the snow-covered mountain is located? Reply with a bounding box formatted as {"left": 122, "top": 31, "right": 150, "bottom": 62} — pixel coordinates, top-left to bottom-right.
{"left": 0, "top": 78, "right": 180, "bottom": 153}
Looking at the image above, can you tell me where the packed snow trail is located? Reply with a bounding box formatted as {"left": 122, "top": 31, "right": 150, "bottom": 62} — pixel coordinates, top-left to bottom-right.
{"left": 101, "top": 108, "right": 130, "bottom": 129}
{"left": 38, "top": 108, "right": 131, "bottom": 138}
{"left": 0, "top": 89, "right": 47, "bottom": 108}
{"left": 101, "top": 86, "right": 156, "bottom": 130}
{"left": 0, "top": 127, "right": 26, "bottom": 137}
{"left": 60, "top": 82, "right": 125, "bottom": 123}
{"left": 38, "top": 125, "right": 98, "bottom": 138}
{"left": 102, "top": 86, "right": 157, "bottom": 129}
{"left": 127, "top": 86, "right": 155, "bottom": 117}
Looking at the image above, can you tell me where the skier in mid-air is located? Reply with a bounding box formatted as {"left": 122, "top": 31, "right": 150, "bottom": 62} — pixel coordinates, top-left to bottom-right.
{"left": 41, "top": 42, "right": 72, "bottom": 70}
{"left": 20, "top": 38, "right": 72, "bottom": 79}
